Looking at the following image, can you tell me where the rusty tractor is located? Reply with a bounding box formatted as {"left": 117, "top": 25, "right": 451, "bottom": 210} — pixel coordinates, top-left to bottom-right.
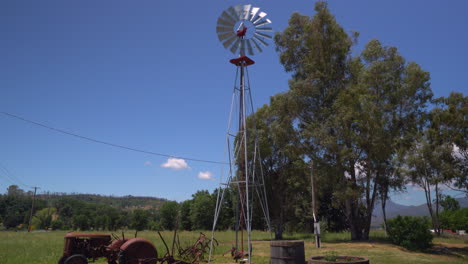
{"left": 58, "top": 232, "right": 215, "bottom": 264}
{"left": 58, "top": 232, "right": 157, "bottom": 264}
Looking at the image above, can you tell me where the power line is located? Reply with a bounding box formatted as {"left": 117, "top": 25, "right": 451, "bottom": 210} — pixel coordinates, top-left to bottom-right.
{"left": 0, "top": 162, "right": 32, "bottom": 189}
{"left": 1, "top": 111, "right": 228, "bottom": 165}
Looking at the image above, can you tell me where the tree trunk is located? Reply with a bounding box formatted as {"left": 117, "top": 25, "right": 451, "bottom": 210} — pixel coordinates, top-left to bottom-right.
{"left": 344, "top": 168, "right": 365, "bottom": 241}
{"left": 346, "top": 197, "right": 363, "bottom": 240}
{"left": 274, "top": 212, "right": 284, "bottom": 240}
{"left": 381, "top": 196, "right": 388, "bottom": 235}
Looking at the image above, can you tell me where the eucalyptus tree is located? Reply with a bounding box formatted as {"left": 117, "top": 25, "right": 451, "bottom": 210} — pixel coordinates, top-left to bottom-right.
{"left": 275, "top": 1, "right": 432, "bottom": 240}
{"left": 405, "top": 93, "right": 466, "bottom": 234}
{"left": 338, "top": 40, "right": 431, "bottom": 238}
{"left": 275, "top": 1, "right": 356, "bottom": 237}
{"left": 246, "top": 94, "right": 308, "bottom": 239}
{"left": 431, "top": 92, "right": 467, "bottom": 194}
{"left": 405, "top": 130, "right": 454, "bottom": 235}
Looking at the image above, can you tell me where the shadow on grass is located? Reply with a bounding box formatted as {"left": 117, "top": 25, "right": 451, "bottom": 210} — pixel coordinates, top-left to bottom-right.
{"left": 254, "top": 233, "right": 390, "bottom": 244}
{"left": 426, "top": 245, "right": 468, "bottom": 259}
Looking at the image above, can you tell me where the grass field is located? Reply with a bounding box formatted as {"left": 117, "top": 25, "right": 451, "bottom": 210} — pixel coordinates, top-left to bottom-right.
{"left": 0, "top": 230, "right": 466, "bottom": 264}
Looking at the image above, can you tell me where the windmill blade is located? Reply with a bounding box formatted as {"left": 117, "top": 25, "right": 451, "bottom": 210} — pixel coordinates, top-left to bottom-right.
{"left": 237, "top": 21, "right": 245, "bottom": 32}
{"left": 216, "top": 25, "right": 234, "bottom": 34}
{"left": 227, "top": 6, "right": 240, "bottom": 21}
{"left": 218, "top": 16, "right": 236, "bottom": 28}
{"left": 254, "top": 18, "right": 272, "bottom": 27}
{"left": 253, "top": 35, "right": 269, "bottom": 47}
{"left": 253, "top": 12, "right": 267, "bottom": 24}
{"left": 249, "top": 7, "right": 260, "bottom": 21}
{"left": 255, "top": 26, "right": 273, "bottom": 32}
{"left": 246, "top": 39, "right": 255, "bottom": 56}
{"left": 254, "top": 31, "right": 273, "bottom": 40}
{"left": 222, "top": 35, "right": 238, "bottom": 49}
{"left": 230, "top": 38, "right": 241, "bottom": 54}
{"left": 220, "top": 10, "right": 237, "bottom": 25}
{"left": 233, "top": 5, "right": 244, "bottom": 19}
{"left": 242, "top": 5, "right": 252, "bottom": 20}
{"left": 216, "top": 5, "right": 273, "bottom": 55}
{"left": 218, "top": 32, "right": 236, "bottom": 42}
{"left": 251, "top": 38, "right": 263, "bottom": 53}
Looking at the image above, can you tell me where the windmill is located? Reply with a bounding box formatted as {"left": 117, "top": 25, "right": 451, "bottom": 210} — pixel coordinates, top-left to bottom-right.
{"left": 209, "top": 4, "right": 273, "bottom": 264}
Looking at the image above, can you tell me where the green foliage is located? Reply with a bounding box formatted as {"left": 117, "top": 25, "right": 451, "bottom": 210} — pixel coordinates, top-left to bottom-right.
{"left": 432, "top": 92, "right": 468, "bottom": 193}
{"left": 131, "top": 209, "right": 149, "bottom": 231}
{"left": 180, "top": 199, "right": 193, "bottom": 230}
{"left": 51, "top": 219, "right": 64, "bottom": 230}
{"left": 387, "top": 216, "right": 433, "bottom": 251}
{"left": 73, "top": 214, "right": 90, "bottom": 230}
{"left": 440, "top": 195, "right": 460, "bottom": 212}
{"left": 189, "top": 190, "right": 215, "bottom": 230}
{"left": 440, "top": 207, "right": 468, "bottom": 231}
{"left": 274, "top": 0, "right": 432, "bottom": 241}
{"left": 32, "top": 208, "right": 56, "bottom": 229}
{"left": 324, "top": 251, "right": 339, "bottom": 262}
{"left": 0, "top": 186, "right": 47, "bottom": 229}
{"left": 246, "top": 97, "right": 309, "bottom": 238}
{"left": 160, "top": 201, "right": 179, "bottom": 230}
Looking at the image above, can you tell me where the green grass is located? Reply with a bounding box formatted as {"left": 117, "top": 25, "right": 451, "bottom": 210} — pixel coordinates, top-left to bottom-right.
{"left": 0, "top": 230, "right": 466, "bottom": 264}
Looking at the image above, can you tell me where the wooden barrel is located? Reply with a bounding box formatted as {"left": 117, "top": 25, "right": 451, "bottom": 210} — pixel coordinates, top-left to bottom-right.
{"left": 270, "top": 240, "right": 305, "bottom": 264}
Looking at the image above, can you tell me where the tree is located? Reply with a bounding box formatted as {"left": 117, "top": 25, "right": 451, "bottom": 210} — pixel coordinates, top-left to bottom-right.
{"left": 431, "top": 92, "right": 468, "bottom": 193}
{"left": 131, "top": 209, "right": 149, "bottom": 231}
{"left": 1, "top": 189, "right": 46, "bottom": 229}
{"left": 405, "top": 130, "right": 454, "bottom": 235}
{"left": 275, "top": 1, "right": 360, "bottom": 239}
{"left": 246, "top": 96, "right": 308, "bottom": 239}
{"left": 180, "top": 199, "right": 193, "bottom": 231}
{"left": 212, "top": 188, "right": 235, "bottom": 230}
{"left": 189, "top": 190, "right": 215, "bottom": 230}
{"left": 7, "top": 185, "right": 25, "bottom": 197}
{"left": 440, "top": 195, "right": 460, "bottom": 212}
{"left": 275, "top": 1, "right": 431, "bottom": 240}
{"left": 73, "top": 214, "right": 90, "bottom": 230}
{"left": 160, "top": 201, "right": 179, "bottom": 230}
{"left": 32, "top": 207, "right": 56, "bottom": 229}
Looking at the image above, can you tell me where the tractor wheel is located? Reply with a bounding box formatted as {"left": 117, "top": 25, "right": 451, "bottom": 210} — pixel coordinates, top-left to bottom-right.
{"left": 58, "top": 256, "right": 66, "bottom": 264}
{"left": 64, "top": 254, "right": 88, "bottom": 264}
{"left": 119, "top": 238, "right": 157, "bottom": 264}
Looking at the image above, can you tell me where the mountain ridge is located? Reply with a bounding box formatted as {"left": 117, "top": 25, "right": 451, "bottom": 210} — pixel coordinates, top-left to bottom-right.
{"left": 371, "top": 197, "right": 468, "bottom": 227}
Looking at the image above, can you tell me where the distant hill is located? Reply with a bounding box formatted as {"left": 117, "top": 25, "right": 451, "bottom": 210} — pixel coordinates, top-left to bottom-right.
{"left": 371, "top": 197, "right": 468, "bottom": 227}
{"left": 36, "top": 193, "right": 168, "bottom": 210}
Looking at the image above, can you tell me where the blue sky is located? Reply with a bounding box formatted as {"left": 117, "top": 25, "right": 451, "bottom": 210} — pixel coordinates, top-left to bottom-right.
{"left": 0, "top": 0, "right": 466, "bottom": 205}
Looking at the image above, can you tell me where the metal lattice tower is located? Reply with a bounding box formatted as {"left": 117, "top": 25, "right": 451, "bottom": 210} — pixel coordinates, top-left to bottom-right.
{"left": 209, "top": 4, "right": 272, "bottom": 264}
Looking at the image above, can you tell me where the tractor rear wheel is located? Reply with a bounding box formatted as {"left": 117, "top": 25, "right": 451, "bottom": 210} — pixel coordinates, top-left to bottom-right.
{"left": 118, "top": 238, "right": 157, "bottom": 264}
{"left": 64, "top": 254, "right": 88, "bottom": 264}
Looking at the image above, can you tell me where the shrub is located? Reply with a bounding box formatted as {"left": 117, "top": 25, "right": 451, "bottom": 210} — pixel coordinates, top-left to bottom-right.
{"left": 387, "top": 215, "right": 432, "bottom": 251}
{"left": 440, "top": 208, "right": 468, "bottom": 231}
{"left": 51, "top": 219, "right": 64, "bottom": 230}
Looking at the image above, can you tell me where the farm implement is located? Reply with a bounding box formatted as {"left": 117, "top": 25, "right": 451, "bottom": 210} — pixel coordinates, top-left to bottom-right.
{"left": 58, "top": 232, "right": 216, "bottom": 264}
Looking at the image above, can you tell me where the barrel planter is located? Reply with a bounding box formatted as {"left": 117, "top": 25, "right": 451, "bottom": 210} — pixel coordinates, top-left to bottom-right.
{"left": 270, "top": 240, "right": 305, "bottom": 264}
{"left": 308, "top": 256, "right": 369, "bottom": 264}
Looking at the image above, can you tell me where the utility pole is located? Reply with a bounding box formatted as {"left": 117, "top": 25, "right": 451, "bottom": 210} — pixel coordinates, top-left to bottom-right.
{"left": 28, "top": 186, "right": 39, "bottom": 232}
{"left": 310, "top": 161, "right": 321, "bottom": 248}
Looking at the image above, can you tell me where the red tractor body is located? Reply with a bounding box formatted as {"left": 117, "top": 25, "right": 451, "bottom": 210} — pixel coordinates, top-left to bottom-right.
{"left": 58, "top": 232, "right": 157, "bottom": 264}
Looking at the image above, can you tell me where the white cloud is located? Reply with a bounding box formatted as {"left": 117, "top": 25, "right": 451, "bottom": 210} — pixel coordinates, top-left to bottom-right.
{"left": 198, "top": 171, "right": 214, "bottom": 180}
{"left": 161, "top": 158, "right": 190, "bottom": 170}
{"left": 144, "top": 161, "right": 152, "bottom": 166}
